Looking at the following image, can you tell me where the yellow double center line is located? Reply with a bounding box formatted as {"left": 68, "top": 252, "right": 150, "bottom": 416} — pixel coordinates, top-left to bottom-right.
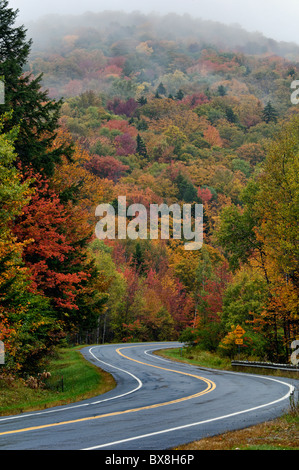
{"left": 0, "top": 345, "right": 216, "bottom": 437}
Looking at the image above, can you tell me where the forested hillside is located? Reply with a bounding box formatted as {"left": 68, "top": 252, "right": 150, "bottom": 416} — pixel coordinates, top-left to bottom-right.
{"left": 0, "top": 1, "right": 298, "bottom": 377}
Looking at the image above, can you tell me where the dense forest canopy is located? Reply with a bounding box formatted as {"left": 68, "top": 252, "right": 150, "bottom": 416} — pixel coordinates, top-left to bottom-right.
{"left": 0, "top": 2, "right": 298, "bottom": 376}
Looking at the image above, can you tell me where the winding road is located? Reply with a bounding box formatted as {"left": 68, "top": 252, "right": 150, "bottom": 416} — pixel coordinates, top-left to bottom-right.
{"left": 0, "top": 342, "right": 297, "bottom": 450}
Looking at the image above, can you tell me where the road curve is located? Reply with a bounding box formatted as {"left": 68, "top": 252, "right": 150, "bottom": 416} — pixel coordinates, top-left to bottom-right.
{"left": 0, "top": 342, "right": 297, "bottom": 450}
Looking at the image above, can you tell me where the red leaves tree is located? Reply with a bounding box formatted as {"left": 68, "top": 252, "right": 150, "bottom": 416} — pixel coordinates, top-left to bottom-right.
{"left": 115, "top": 132, "right": 137, "bottom": 156}
{"left": 198, "top": 186, "right": 213, "bottom": 204}
{"left": 13, "top": 170, "right": 87, "bottom": 312}
{"left": 84, "top": 155, "right": 129, "bottom": 182}
{"left": 107, "top": 98, "right": 139, "bottom": 117}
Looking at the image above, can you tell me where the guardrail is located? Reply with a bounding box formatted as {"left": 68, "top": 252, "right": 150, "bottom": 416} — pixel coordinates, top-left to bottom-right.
{"left": 231, "top": 360, "right": 299, "bottom": 372}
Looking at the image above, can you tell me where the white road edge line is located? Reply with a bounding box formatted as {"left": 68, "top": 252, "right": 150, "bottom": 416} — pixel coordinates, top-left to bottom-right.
{"left": 82, "top": 381, "right": 295, "bottom": 450}
{"left": 144, "top": 348, "right": 174, "bottom": 363}
{"left": 0, "top": 345, "right": 143, "bottom": 423}
{"left": 88, "top": 346, "right": 142, "bottom": 405}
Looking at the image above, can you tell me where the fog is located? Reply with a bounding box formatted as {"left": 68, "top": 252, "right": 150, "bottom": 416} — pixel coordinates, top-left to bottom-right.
{"left": 8, "top": 0, "right": 299, "bottom": 45}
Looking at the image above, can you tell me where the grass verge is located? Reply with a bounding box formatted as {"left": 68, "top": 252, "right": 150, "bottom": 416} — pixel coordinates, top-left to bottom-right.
{"left": 0, "top": 346, "right": 116, "bottom": 416}
{"left": 156, "top": 347, "right": 299, "bottom": 451}
{"left": 173, "top": 415, "right": 298, "bottom": 450}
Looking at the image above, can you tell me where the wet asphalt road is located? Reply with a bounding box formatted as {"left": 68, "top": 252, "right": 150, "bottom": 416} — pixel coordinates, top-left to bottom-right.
{"left": 0, "top": 342, "right": 297, "bottom": 450}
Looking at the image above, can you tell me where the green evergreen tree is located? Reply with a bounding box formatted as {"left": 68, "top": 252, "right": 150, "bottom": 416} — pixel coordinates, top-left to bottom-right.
{"left": 136, "top": 133, "right": 148, "bottom": 157}
{"left": 137, "top": 96, "right": 147, "bottom": 106}
{"left": 132, "top": 242, "right": 145, "bottom": 274}
{"left": 225, "top": 106, "right": 237, "bottom": 123}
{"left": 0, "top": 0, "right": 73, "bottom": 176}
{"left": 176, "top": 173, "right": 197, "bottom": 202}
{"left": 156, "top": 82, "right": 166, "bottom": 96}
{"left": 262, "top": 101, "right": 278, "bottom": 124}
{"left": 175, "top": 89, "right": 184, "bottom": 100}
{"left": 217, "top": 85, "right": 227, "bottom": 96}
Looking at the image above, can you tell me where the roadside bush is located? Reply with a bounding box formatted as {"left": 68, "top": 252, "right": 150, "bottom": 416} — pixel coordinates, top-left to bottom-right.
{"left": 179, "top": 321, "right": 223, "bottom": 352}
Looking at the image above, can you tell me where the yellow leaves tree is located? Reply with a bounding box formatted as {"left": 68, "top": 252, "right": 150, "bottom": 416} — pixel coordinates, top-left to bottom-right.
{"left": 163, "top": 125, "right": 187, "bottom": 156}
{"left": 136, "top": 42, "right": 153, "bottom": 56}
{"left": 217, "top": 115, "right": 299, "bottom": 361}
{"left": 254, "top": 116, "right": 299, "bottom": 346}
{"left": 0, "top": 118, "right": 31, "bottom": 299}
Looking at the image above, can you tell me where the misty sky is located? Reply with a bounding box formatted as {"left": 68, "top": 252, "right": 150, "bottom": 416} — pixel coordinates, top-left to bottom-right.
{"left": 8, "top": 0, "right": 299, "bottom": 45}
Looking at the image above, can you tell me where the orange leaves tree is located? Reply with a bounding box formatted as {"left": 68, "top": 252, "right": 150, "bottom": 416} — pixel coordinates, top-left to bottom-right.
{"left": 13, "top": 170, "right": 87, "bottom": 312}
{"left": 0, "top": 120, "right": 65, "bottom": 374}
{"left": 12, "top": 136, "right": 110, "bottom": 338}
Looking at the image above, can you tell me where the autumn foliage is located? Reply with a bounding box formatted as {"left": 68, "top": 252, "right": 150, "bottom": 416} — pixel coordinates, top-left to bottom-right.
{"left": 1, "top": 3, "right": 299, "bottom": 376}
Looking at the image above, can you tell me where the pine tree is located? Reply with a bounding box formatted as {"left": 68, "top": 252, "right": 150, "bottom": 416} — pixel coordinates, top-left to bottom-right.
{"left": 262, "top": 101, "right": 278, "bottom": 124}
{"left": 226, "top": 107, "right": 237, "bottom": 123}
{"left": 217, "top": 85, "right": 227, "bottom": 96}
{"left": 137, "top": 96, "right": 147, "bottom": 106}
{"left": 132, "top": 242, "right": 145, "bottom": 274}
{"left": 136, "top": 133, "right": 148, "bottom": 157}
{"left": 0, "top": 0, "right": 73, "bottom": 176}
{"left": 176, "top": 173, "right": 197, "bottom": 202}
{"left": 175, "top": 89, "right": 184, "bottom": 100}
{"left": 156, "top": 82, "right": 166, "bottom": 96}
